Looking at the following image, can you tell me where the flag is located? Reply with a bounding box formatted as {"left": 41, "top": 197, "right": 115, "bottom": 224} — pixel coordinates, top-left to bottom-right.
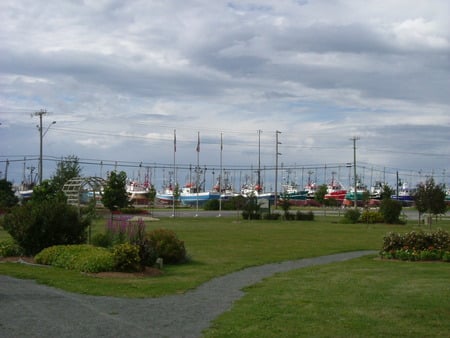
{"left": 220, "top": 133, "right": 223, "bottom": 151}
{"left": 196, "top": 132, "right": 200, "bottom": 152}
{"left": 174, "top": 129, "right": 176, "bottom": 153}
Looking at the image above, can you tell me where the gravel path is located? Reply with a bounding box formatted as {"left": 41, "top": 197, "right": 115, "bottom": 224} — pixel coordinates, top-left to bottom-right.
{"left": 0, "top": 250, "right": 376, "bottom": 337}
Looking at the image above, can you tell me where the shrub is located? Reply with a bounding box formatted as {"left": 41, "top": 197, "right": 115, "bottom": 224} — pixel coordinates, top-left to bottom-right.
{"left": 112, "top": 243, "right": 141, "bottom": 272}
{"left": 3, "top": 200, "right": 89, "bottom": 255}
{"left": 35, "top": 245, "right": 115, "bottom": 273}
{"left": 0, "top": 239, "right": 24, "bottom": 257}
{"left": 360, "top": 210, "right": 384, "bottom": 224}
{"left": 296, "top": 211, "right": 314, "bottom": 221}
{"left": 343, "top": 209, "right": 361, "bottom": 224}
{"left": 146, "top": 229, "right": 187, "bottom": 264}
{"left": 262, "top": 213, "right": 280, "bottom": 220}
{"left": 380, "top": 198, "right": 403, "bottom": 224}
{"left": 203, "top": 199, "right": 219, "bottom": 210}
{"left": 91, "top": 232, "right": 114, "bottom": 248}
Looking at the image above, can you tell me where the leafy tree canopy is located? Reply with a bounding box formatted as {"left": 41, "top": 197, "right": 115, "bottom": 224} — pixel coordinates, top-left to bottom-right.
{"left": 414, "top": 177, "right": 447, "bottom": 216}
{"left": 0, "top": 179, "right": 19, "bottom": 208}
{"left": 52, "top": 155, "right": 82, "bottom": 190}
{"left": 102, "top": 171, "right": 129, "bottom": 211}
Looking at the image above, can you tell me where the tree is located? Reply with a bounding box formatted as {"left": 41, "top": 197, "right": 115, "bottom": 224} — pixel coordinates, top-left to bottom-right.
{"left": 314, "top": 184, "right": 328, "bottom": 205}
{"left": 414, "top": 178, "right": 447, "bottom": 226}
{"left": 380, "top": 198, "right": 403, "bottom": 224}
{"left": 31, "top": 179, "right": 66, "bottom": 203}
{"left": 102, "top": 171, "right": 129, "bottom": 212}
{"left": 380, "top": 184, "right": 394, "bottom": 200}
{"left": 52, "top": 155, "right": 82, "bottom": 190}
{"left": 0, "top": 179, "right": 18, "bottom": 209}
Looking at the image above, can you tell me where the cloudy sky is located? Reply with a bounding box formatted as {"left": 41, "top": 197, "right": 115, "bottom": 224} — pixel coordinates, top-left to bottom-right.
{"left": 1, "top": 0, "right": 449, "bottom": 189}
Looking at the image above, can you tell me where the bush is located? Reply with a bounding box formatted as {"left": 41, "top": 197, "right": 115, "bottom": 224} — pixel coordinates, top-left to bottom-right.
{"left": 35, "top": 245, "right": 115, "bottom": 273}
{"left": 146, "top": 229, "right": 187, "bottom": 264}
{"left": 380, "top": 229, "right": 450, "bottom": 262}
{"left": 343, "top": 209, "right": 361, "bottom": 224}
{"left": 360, "top": 210, "right": 384, "bottom": 224}
{"left": 112, "top": 243, "right": 141, "bottom": 272}
{"left": 296, "top": 211, "right": 315, "bottom": 221}
{"left": 262, "top": 213, "right": 280, "bottom": 220}
{"left": 0, "top": 239, "right": 24, "bottom": 257}
{"left": 380, "top": 198, "right": 403, "bottom": 224}
{"left": 3, "top": 200, "right": 89, "bottom": 255}
{"left": 203, "top": 199, "right": 219, "bottom": 210}
{"left": 91, "top": 232, "right": 114, "bottom": 248}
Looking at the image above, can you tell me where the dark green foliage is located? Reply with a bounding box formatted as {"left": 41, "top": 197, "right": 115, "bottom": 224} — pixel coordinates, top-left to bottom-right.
{"left": 91, "top": 232, "right": 113, "bottom": 248}
{"left": 262, "top": 212, "right": 281, "bottom": 220}
{"left": 314, "top": 184, "right": 328, "bottom": 205}
{"left": 380, "top": 184, "right": 394, "bottom": 200}
{"left": 111, "top": 243, "right": 141, "bottom": 272}
{"left": 35, "top": 244, "right": 115, "bottom": 272}
{"left": 51, "top": 155, "right": 82, "bottom": 190}
{"left": 31, "top": 179, "right": 67, "bottom": 203}
{"left": 296, "top": 210, "right": 315, "bottom": 221}
{"left": 0, "top": 239, "right": 24, "bottom": 257}
{"left": 380, "top": 198, "right": 403, "bottom": 224}
{"left": 203, "top": 199, "right": 219, "bottom": 210}
{"left": 343, "top": 208, "right": 361, "bottom": 224}
{"left": 222, "top": 195, "right": 247, "bottom": 210}
{"left": 415, "top": 178, "right": 447, "bottom": 218}
{"left": 360, "top": 210, "right": 384, "bottom": 224}
{"left": 0, "top": 179, "right": 18, "bottom": 209}
{"left": 2, "top": 200, "right": 89, "bottom": 255}
{"left": 241, "top": 194, "right": 261, "bottom": 220}
{"left": 146, "top": 228, "right": 187, "bottom": 264}
{"left": 102, "top": 171, "right": 129, "bottom": 212}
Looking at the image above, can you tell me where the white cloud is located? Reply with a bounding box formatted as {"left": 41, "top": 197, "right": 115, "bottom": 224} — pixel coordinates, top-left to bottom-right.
{"left": 0, "top": 0, "right": 448, "bottom": 187}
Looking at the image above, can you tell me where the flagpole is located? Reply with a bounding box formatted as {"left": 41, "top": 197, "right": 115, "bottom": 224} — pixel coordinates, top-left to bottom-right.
{"left": 218, "top": 132, "right": 223, "bottom": 217}
{"left": 172, "top": 129, "right": 176, "bottom": 217}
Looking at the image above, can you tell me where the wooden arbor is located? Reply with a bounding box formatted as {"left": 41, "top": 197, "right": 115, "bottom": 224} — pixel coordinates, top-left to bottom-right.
{"left": 62, "top": 176, "right": 106, "bottom": 209}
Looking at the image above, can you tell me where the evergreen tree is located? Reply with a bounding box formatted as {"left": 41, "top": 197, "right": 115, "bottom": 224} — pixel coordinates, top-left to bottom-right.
{"left": 102, "top": 171, "right": 129, "bottom": 212}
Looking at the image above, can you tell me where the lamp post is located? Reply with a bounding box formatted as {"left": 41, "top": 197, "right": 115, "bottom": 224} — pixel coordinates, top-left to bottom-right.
{"left": 34, "top": 109, "right": 56, "bottom": 184}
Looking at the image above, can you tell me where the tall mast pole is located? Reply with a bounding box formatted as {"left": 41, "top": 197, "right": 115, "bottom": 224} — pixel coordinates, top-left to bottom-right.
{"left": 350, "top": 136, "right": 360, "bottom": 208}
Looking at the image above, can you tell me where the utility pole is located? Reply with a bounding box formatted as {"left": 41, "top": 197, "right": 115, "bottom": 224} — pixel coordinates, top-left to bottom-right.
{"left": 33, "top": 109, "right": 55, "bottom": 184}
{"left": 34, "top": 109, "right": 47, "bottom": 185}
{"left": 275, "top": 130, "right": 282, "bottom": 208}
{"left": 350, "top": 136, "right": 360, "bottom": 208}
{"left": 257, "top": 129, "right": 262, "bottom": 191}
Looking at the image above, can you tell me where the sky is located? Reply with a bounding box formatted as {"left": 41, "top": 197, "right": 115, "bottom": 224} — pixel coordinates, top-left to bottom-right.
{"left": 0, "top": 0, "right": 449, "bottom": 190}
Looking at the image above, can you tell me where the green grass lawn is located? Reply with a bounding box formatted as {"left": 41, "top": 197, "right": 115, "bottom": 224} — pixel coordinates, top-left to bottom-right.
{"left": 1, "top": 215, "right": 449, "bottom": 337}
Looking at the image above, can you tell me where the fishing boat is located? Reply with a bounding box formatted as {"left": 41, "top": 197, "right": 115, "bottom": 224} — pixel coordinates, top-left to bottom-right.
{"left": 177, "top": 183, "right": 221, "bottom": 206}
{"left": 344, "top": 181, "right": 369, "bottom": 205}
{"left": 391, "top": 182, "right": 414, "bottom": 204}
{"left": 240, "top": 183, "right": 275, "bottom": 201}
{"left": 370, "top": 181, "right": 386, "bottom": 199}
{"left": 279, "top": 181, "right": 308, "bottom": 205}
{"left": 126, "top": 180, "right": 151, "bottom": 205}
{"left": 324, "top": 174, "right": 347, "bottom": 203}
